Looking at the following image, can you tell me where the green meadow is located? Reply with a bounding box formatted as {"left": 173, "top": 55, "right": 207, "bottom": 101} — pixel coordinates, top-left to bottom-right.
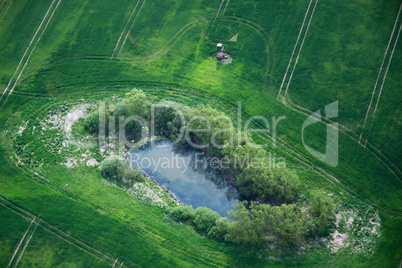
{"left": 0, "top": 0, "right": 401, "bottom": 266}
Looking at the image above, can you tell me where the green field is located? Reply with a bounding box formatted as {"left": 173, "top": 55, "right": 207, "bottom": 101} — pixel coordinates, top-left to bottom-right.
{"left": 0, "top": 0, "right": 401, "bottom": 266}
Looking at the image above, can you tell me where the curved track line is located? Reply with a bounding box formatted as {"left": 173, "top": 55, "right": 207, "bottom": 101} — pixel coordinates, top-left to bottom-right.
{"left": 359, "top": 2, "right": 402, "bottom": 144}
{"left": 111, "top": 0, "right": 141, "bottom": 59}
{"left": 277, "top": 0, "right": 313, "bottom": 99}
{"left": 117, "top": 0, "right": 146, "bottom": 58}
{"left": 282, "top": 0, "right": 318, "bottom": 101}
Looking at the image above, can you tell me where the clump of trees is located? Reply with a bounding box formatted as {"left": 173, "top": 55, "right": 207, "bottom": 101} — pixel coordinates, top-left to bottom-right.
{"left": 169, "top": 194, "right": 335, "bottom": 249}
{"left": 227, "top": 201, "right": 313, "bottom": 248}
{"left": 100, "top": 155, "right": 144, "bottom": 185}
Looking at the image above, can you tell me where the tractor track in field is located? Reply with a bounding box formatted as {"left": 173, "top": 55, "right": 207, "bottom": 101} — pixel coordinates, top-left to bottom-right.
{"left": 215, "top": 0, "right": 230, "bottom": 31}
{"left": 359, "top": 2, "right": 402, "bottom": 145}
{"left": 12, "top": 219, "right": 39, "bottom": 268}
{"left": 277, "top": 0, "right": 314, "bottom": 99}
{"left": 206, "top": 0, "right": 225, "bottom": 38}
{"left": 0, "top": 0, "right": 62, "bottom": 112}
{"left": 111, "top": 0, "right": 141, "bottom": 59}
{"left": 117, "top": 0, "right": 146, "bottom": 58}
{"left": 0, "top": 0, "right": 12, "bottom": 19}
{"left": 8, "top": 81, "right": 402, "bottom": 217}
{"left": 363, "top": 21, "right": 402, "bottom": 147}
{"left": 7, "top": 217, "right": 36, "bottom": 268}
{"left": 281, "top": 0, "right": 318, "bottom": 101}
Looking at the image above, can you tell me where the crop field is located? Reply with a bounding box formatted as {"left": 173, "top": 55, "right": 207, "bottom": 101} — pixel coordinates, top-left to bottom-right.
{"left": 0, "top": 0, "right": 401, "bottom": 267}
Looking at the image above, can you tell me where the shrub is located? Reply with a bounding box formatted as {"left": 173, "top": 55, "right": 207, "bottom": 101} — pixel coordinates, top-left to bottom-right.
{"left": 122, "top": 168, "right": 144, "bottom": 184}
{"left": 83, "top": 112, "right": 100, "bottom": 134}
{"left": 100, "top": 156, "right": 125, "bottom": 178}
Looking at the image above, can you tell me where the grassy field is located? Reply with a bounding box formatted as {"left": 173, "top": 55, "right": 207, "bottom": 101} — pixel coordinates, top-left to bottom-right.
{"left": 0, "top": 0, "right": 401, "bottom": 267}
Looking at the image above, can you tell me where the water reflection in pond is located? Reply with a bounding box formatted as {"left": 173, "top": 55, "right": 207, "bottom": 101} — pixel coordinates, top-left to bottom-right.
{"left": 130, "top": 140, "right": 239, "bottom": 216}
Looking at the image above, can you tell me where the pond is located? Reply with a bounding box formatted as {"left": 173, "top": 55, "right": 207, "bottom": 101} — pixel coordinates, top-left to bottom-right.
{"left": 130, "top": 140, "right": 240, "bottom": 216}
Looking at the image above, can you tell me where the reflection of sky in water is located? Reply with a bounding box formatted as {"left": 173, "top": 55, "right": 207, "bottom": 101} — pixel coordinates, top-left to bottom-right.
{"left": 131, "top": 140, "right": 239, "bottom": 216}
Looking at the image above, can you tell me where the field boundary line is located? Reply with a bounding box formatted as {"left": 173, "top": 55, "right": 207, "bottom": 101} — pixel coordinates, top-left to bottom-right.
{"left": 12, "top": 220, "right": 39, "bottom": 268}
{"left": 363, "top": 21, "right": 402, "bottom": 148}
{"left": 117, "top": 0, "right": 146, "bottom": 58}
{"left": 215, "top": 0, "right": 230, "bottom": 30}
{"left": 282, "top": 0, "right": 318, "bottom": 101}
{"left": 359, "top": 2, "right": 402, "bottom": 144}
{"left": 0, "top": 0, "right": 62, "bottom": 112}
{"left": 206, "top": 0, "right": 225, "bottom": 38}
{"left": 277, "top": 0, "right": 313, "bottom": 99}
{"left": 6, "top": 217, "right": 35, "bottom": 268}
{"left": 111, "top": 0, "right": 141, "bottom": 59}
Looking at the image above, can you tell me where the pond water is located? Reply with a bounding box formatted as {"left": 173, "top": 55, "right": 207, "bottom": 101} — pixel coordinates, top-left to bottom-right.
{"left": 130, "top": 140, "right": 240, "bottom": 216}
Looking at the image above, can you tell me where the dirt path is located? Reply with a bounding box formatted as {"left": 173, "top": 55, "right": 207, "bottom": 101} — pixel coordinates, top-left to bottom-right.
{"left": 277, "top": 0, "right": 313, "bottom": 99}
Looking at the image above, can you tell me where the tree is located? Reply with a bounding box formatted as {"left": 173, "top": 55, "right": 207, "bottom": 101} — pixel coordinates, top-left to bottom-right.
{"left": 123, "top": 88, "right": 150, "bottom": 118}
{"left": 309, "top": 191, "right": 335, "bottom": 236}
{"left": 227, "top": 202, "right": 263, "bottom": 246}
{"left": 207, "top": 217, "right": 230, "bottom": 239}
{"left": 221, "top": 132, "right": 266, "bottom": 178}
{"left": 152, "top": 100, "right": 183, "bottom": 139}
{"left": 193, "top": 207, "right": 220, "bottom": 233}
